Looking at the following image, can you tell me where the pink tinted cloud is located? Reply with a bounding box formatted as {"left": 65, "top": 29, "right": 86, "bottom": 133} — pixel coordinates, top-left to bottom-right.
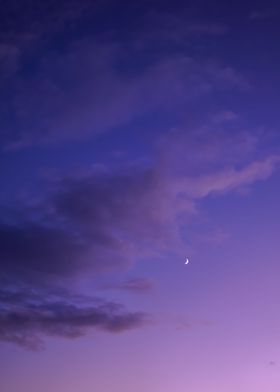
{"left": 177, "top": 155, "right": 280, "bottom": 199}
{"left": 157, "top": 127, "right": 259, "bottom": 177}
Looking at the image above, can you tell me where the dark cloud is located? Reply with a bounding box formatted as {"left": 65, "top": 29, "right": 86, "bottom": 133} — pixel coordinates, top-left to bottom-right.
{"left": 0, "top": 132, "right": 278, "bottom": 349}
{"left": 0, "top": 288, "right": 148, "bottom": 350}
{"left": 0, "top": 164, "right": 181, "bottom": 287}
{"left": 0, "top": 163, "right": 177, "bottom": 350}
{"left": 0, "top": 221, "right": 88, "bottom": 282}
{"left": 50, "top": 164, "right": 183, "bottom": 259}
{"left": 1, "top": 142, "right": 279, "bottom": 286}
{"left": 0, "top": 166, "right": 160, "bottom": 350}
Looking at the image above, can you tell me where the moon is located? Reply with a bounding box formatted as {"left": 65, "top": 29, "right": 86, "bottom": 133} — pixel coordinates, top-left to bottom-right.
{"left": 185, "top": 258, "right": 189, "bottom": 265}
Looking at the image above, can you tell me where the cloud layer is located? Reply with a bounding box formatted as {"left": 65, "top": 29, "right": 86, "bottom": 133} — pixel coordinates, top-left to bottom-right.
{"left": 1, "top": 131, "right": 279, "bottom": 288}
{"left": 0, "top": 288, "right": 147, "bottom": 350}
{"left": 0, "top": 1, "right": 278, "bottom": 351}
{"left": 1, "top": 140, "right": 280, "bottom": 350}
{"left": 1, "top": 125, "right": 279, "bottom": 349}
{"left": 0, "top": 0, "right": 245, "bottom": 149}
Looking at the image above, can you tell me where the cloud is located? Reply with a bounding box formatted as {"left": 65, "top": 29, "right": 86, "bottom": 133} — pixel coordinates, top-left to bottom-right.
{"left": 1, "top": 128, "right": 280, "bottom": 287}
{"left": 0, "top": 0, "right": 96, "bottom": 39}
{"left": 0, "top": 164, "right": 182, "bottom": 287}
{"left": 186, "top": 22, "right": 228, "bottom": 35}
{"left": 157, "top": 127, "right": 259, "bottom": 177}
{"left": 1, "top": 127, "right": 279, "bottom": 349}
{"left": 3, "top": 44, "right": 248, "bottom": 149}
{"left": 0, "top": 0, "right": 102, "bottom": 85}
{"left": 0, "top": 288, "right": 148, "bottom": 350}
{"left": 212, "top": 110, "right": 239, "bottom": 124}
{"left": 118, "top": 278, "right": 154, "bottom": 293}
{"left": 0, "top": 0, "right": 247, "bottom": 149}
{"left": 249, "top": 10, "right": 277, "bottom": 20}
{"left": 1, "top": 0, "right": 277, "bottom": 353}
{"left": 176, "top": 155, "right": 280, "bottom": 199}
{"left": 0, "top": 220, "right": 90, "bottom": 283}
{"left": 108, "top": 278, "right": 154, "bottom": 294}
{"left": 0, "top": 0, "right": 246, "bottom": 150}
{"left": 134, "top": 10, "right": 228, "bottom": 50}
{"left": 0, "top": 43, "right": 20, "bottom": 76}
{"left": 0, "top": 170, "right": 158, "bottom": 349}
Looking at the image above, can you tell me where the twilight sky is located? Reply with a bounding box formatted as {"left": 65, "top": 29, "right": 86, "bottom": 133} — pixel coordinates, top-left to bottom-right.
{"left": 1, "top": 0, "right": 280, "bottom": 391}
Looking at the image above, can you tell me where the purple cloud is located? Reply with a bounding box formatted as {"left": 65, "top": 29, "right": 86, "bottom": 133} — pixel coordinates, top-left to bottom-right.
{"left": 108, "top": 278, "right": 154, "bottom": 294}
{"left": 1, "top": 129, "right": 279, "bottom": 287}
{"left": 186, "top": 22, "right": 228, "bottom": 35}
{"left": 175, "top": 155, "right": 280, "bottom": 199}
{"left": 250, "top": 9, "right": 277, "bottom": 20}
{"left": 0, "top": 164, "right": 180, "bottom": 287}
{"left": 0, "top": 128, "right": 279, "bottom": 350}
{"left": 0, "top": 288, "right": 148, "bottom": 350}
{"left": 3, "top": 38, "right": 248, "bottom": 149}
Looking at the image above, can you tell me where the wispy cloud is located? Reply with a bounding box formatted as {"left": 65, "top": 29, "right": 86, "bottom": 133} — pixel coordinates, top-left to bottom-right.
{"left": 176, "top": 155, "right": 280, "bottom": 199}
{"left": 108, "top": 278, "right": 154, "bottom": 294}
{"left": 250, "top": 9, "right": 277, "bottom": 20}
{"left": 0, "top": 0, "right": 244, "bottom": 150}
{"left": 186, "top": 22, "right": 228, "bottom": 35}
{"left": 4, "top": 45, "right": 248, "bottom": 149}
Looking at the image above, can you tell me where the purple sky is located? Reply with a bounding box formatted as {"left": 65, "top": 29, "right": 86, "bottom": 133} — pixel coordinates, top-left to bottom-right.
{"left": 1, "top": 0, "right": 280, "bottom": 390}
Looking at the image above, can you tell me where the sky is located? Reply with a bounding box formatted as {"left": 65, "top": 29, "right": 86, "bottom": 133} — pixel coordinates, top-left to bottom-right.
{"left": 1, "top": 0, "right": 280, "bottom": 391}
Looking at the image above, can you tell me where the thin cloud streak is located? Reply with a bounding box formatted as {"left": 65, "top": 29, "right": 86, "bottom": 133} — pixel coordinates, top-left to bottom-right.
{"left": 176, "top": 155, "right": 280, "bottom": 198}
{"left": 108, "top": 278, "right": 155, "bottom": 294}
